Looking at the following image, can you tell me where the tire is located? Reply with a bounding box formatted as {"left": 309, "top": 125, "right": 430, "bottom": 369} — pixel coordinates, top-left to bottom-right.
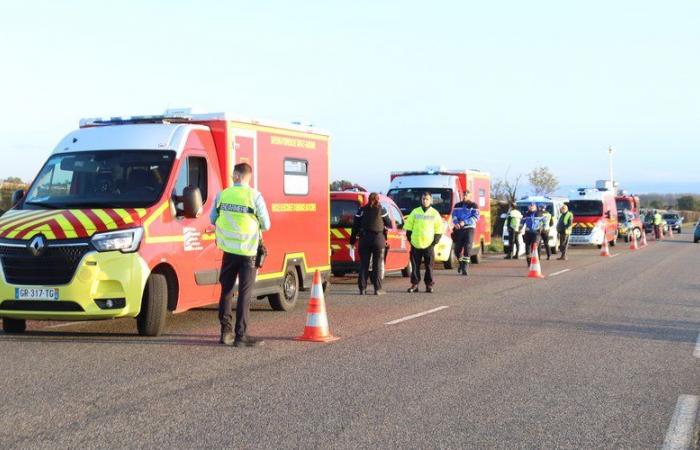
{"left": 137, "top": 273, "right": 168, "bottom": 337}
{"left": 609, "top": 232, "right": 617, "bottom": 247}
{"left": 268, "top": 267, "right": 299, "bottom": 311}
{"left": 634, "top": 228, "right": 642, "bottom": 241}
{"left": 677, "top": 227, "right": 681, "bottom": 234}
{"left": 694, "top": 237, "right": 698, "bottom": 243}
{"left": 401, "top": 258, "right": 412, "bottom": 277}
{"left": 2, "top": 318, "right": 26, "bottom": 334}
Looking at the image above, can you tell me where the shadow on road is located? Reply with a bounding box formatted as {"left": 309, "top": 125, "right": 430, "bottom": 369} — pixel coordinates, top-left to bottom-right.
{"left": 0, "top": 331, "right": 298, "bottom": 346}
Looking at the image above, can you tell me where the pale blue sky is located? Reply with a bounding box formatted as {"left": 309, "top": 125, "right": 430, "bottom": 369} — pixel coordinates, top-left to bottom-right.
{"left": 1, "top": 1, "right": 698, "bottom": 193}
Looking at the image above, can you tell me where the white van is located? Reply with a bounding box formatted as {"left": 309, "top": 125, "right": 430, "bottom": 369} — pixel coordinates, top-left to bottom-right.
{"left": 502, "top": 196, "right": 568, "bottom": 256}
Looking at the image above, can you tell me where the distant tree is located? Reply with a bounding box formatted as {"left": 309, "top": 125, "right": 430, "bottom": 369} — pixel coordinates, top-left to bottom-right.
{"left": 330, "top": 180, "right": 356, "bottom": 191}
{"left": 677, "top": 195, "right": 699, "bottom": 211}
{"left": 3, "top": 177, "right": 22, "bottom": 184}
{"left": 649, "top": 199, "right": 663, "bottom": 209}
{"left": 492, "top": 170, "right": 523, "bottom": 204}
{"left": 528, "top": 166, "right": 559, "bottom": 196}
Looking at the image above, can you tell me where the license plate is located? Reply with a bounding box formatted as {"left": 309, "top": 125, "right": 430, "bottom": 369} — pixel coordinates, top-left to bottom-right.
{"left": 15, "top": 288, "right": 59, "bottom": 301}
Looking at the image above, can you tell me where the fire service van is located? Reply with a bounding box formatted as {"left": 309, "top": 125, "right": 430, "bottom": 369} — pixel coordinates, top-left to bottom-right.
{"left": 0, "top": 110, "right": 330, "bottom": 335}
{"left": 387, "top": 166, "right": 491, "bottom": 268}
{"left": 567, "top": 182, "right": 619, "bottom": 247}
{"left": 615, "top": 192, "right": 643, "bottom": 242}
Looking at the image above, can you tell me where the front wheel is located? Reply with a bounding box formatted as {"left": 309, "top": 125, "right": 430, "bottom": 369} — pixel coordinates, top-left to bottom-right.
{"left": 470, "top": 242, "right": 483, "bottom": 265}
{"left": 444, "top": 246, "right": 457, "bottom": 270}
{"left": 268, "top": 267, "right": 299, "bottom": 311}
{"left": 401, "top": 258, "right": 412, "bottom": 277}
{"left": 137, "top": 273, "right": 168, "bottom": 337}
{"left": 2, "top": 318, "right": 26, "bottom": 334}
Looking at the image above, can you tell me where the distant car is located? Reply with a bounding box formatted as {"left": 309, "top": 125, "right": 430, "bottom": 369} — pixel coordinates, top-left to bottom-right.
{"left": 694, "top": 221, "right": 700, "bottom": 243}
{"left": 662, "top": 212, "right": 683, "bottom": 233}
{"left": 643, "top": 214, "right": 669, "bottom": 234}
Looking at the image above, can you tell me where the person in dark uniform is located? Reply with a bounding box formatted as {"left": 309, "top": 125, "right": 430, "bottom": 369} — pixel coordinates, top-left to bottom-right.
{"left": 521, "top": 203, "right": 544, "bottom": 266}
{"left": 451, "top": 190, "right": 480, "bottom": 275}
{"left": 349, "top": 193, "right": 392, "bottom": 295}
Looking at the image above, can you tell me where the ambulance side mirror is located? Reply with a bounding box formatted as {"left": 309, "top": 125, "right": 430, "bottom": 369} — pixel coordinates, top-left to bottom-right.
{"left": 11, "top": 190, "right": 25, "bottom": 207}
{"left": 182, "top": 186, "right": 203, "bottom": 219}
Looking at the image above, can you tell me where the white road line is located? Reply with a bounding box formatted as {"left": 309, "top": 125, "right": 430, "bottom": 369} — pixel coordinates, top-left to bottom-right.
{"left": 662, "top": 395, "right": 700, "bottom": 450}
{"left": 609, "top": 253, "right": 619, "bottom": 258}
{"left": 385, "top": 306, "right": 449, "bottom": 326}
{"left": 693, "top": 333, "right": 700, "bottom": 359}
{"left": 549, "top": 269, "right": 571, "bottom": 277}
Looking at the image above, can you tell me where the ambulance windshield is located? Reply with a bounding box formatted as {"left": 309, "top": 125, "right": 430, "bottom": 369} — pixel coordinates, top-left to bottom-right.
{"left": 568, "top": 200, "right": 603, "bottom": 217}
{"left": 387, "top": 188, "right": 453, "bottom": 216}
{"left": 23, "top": 150, "right": 175, "bottom": 209}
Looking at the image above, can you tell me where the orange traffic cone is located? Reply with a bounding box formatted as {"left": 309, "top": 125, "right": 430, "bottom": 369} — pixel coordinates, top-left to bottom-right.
{"left": 295, "top": 271, "right": 339, "bottom": 343}
{"left": 640, "top": 230, "right": 648, "bottom": 247}
{"left": 668, "top": 225, "right": 674, "bottom": 239}
{"left": 527, "top": 243, "right": 544, "bottom": 278}
{"left": 600, "top": 239, "right": 611, "bottom": 257}
{"left": 629, "top": 231, "right": 639, "bottom": 250}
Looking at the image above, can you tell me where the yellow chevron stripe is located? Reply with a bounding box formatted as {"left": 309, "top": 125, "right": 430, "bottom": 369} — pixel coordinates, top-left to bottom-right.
{"left": 135, "top": 208, "right": 147, "bottom": 218}
{"left": 71, "top": 210, "right": 96, "bottom": 232}
{"left": 114, "top": 209, "right": 134, "bottom": 225}
{"left": 54, "top": 214, "right": 78, "bottom": 239}
{"left": 5, "top": 213, "right": 63, "bottom": 239}
{"left": 0, "top": 210, "right": 57, "bottom": 230}
{"left": 24, "top": 229, "right": 56, "bottom": 240}
{"left": 92, "top": 209, "right": 117, "bottom": 230}
{"left": 330, "top": 229, "right": 345, "bottom": 239}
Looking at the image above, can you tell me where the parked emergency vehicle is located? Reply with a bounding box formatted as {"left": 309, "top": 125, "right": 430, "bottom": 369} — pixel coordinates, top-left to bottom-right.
{"left": 330, "top": 189, "right": 411, "bottom": 278}
{"left": 502, "top": 196, "right": 568, "bottom": 256}
{"left": 567, "top": 183, "right": 619, "bottom": 247}
{"left": 387, "top": 166, "right": 491, "bottom": 268}
{"left": 615, "top": 193, "right": 643, "bottom": 242}
{"left": 0, "top": 110, "right": 330, "bottom": 335}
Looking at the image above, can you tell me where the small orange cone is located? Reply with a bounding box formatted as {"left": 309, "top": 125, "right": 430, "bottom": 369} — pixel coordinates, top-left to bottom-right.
{"left": 295, "top": 271, "right": 339, "bottom": 343}
{"left": 527, "top": 243, "right": 544, "bottom": 278}
{"left": 668, "top": 225, "right": 674, "bottom": 239}
{"left": 600, "top": 239, "right": 611, "bottom": 257}
{"left": 640, "top": 230, "right": 648, "bottom": 247}
{"left": 629, "top": 231, "right": 639, "bottom": 250}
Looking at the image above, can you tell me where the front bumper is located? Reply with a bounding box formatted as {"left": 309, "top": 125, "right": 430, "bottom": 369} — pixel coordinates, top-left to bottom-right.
{"left": 433, "top": 235, "right": 453, "bottom": 262}
{"left": 0, "top": 251, "right": 149, "bottom": 320}
{"left": 569, "top": 230, "right": 604, "bottom": 246}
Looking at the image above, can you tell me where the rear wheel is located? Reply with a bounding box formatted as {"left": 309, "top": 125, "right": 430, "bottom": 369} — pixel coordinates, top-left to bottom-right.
{"left": 470, "top": 241, "right": 483, "bottom": 264}
{"left": 401, "top": 258, "right": 412, "bottom": 277}
{"left": 137, "top": 273, "right": 168, "bottom": 337}
{"left": 268, "top": 267, "right": 299, "bottom": 311}
{"left": 2, "top": 318, "right": 26, "bottom": 334}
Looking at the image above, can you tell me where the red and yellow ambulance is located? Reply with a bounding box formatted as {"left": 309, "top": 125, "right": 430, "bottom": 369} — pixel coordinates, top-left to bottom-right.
{"left": 0, "top": 110, "right": 330, "bottom": 335}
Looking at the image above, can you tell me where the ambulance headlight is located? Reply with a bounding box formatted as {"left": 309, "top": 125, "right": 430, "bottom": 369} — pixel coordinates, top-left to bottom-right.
{"left": 92, "top": 227, "right": 144, "bottom": 253}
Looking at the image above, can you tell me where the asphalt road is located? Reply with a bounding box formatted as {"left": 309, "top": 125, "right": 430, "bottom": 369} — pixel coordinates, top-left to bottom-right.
{"left": 1, "top": 234, "right": 699, "bottom": 449}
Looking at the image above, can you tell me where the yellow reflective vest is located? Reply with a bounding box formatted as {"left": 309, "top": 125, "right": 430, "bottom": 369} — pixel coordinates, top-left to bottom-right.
{"left": 215, "top": 185, "right": 260, "bottom": 256}
{"left": 404, "top": 206, "right": 444, "bottom": 249}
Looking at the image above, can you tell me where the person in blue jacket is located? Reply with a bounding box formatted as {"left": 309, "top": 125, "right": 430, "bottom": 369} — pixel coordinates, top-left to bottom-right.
{"left": 451, "top": 190, "right": 480, "bottom": 275}
{"left": 521, "top": 203, "right": 545, "bottom": 266}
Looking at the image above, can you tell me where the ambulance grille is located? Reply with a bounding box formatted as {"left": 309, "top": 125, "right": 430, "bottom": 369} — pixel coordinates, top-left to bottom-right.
{"left": 0, "top": 242, "right": 91, "bottom": 286}
{"left": 572, "top": 226, "right": 592, "bottom": 236}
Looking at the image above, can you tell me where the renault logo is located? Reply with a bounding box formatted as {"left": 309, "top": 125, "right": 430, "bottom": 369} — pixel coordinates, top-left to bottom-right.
{"left": 28, "top": 235, "right": 47, "bottom": 257}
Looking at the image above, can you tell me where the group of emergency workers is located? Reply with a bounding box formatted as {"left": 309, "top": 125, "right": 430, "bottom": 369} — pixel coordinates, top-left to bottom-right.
{"left": 504, "top": 202, "right": 574, "bottom": 264}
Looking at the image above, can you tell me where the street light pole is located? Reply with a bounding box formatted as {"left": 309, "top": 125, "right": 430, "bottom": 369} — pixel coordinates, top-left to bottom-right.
{"left": 608, "top": 145, "right": 614, "bottom": 184}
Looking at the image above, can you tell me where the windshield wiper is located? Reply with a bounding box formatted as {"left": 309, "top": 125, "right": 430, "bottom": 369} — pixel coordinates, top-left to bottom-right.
{"left": 23, "top": 201, "right": 63, "bottom": 209}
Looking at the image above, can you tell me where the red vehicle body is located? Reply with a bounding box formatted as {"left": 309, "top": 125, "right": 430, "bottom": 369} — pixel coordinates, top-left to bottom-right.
{"left": 330, "top": 190, "right": 411, "bottom": 278}
{"left": 568, "top": 188, "right": 619, "bottom": 247}
{"left": 387, "top": 167, "right": 491, "bottom": 266}
{"left": 0, "top": 111, "right": 330, "bottom": 335}
{"left": 615, "top": 194, "right": 643, "bottom": 241}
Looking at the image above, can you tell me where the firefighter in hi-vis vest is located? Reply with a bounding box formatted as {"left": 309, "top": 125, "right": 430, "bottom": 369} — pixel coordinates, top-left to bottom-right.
{"left": 405, "top": 192, "right": 444, "bottom": 293}
{"left": 210, "top": 162, "right": 271, "bottom": 347}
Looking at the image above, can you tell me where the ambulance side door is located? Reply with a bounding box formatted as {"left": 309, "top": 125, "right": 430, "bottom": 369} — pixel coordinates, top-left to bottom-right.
{"left": 171, "top": 151, "right": 221, "bottom": 304}
{"left": 386, "top": 202, "right": 410, "bottom": 271}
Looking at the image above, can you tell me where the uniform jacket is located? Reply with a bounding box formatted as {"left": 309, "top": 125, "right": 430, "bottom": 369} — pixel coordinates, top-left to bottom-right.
{"left": 452, "top": 201, "right": 480, "bottom": 229}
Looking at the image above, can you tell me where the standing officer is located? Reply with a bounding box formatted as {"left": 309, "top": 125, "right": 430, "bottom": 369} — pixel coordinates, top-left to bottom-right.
{"left": 504, "top": 202, "right": 523, "bottom": 259}
{"left": 349, "top": 193, "right": 392, "bottom": 295}
{"left": 211, "top": 162, "right": 271, "bottom": 347}
{"left": 521, "top": 203, "right": 544, "bottom": 266}
{"left": 653, "top": 209, "right": 663, "bottom": 240}
{"left": 451, "top": 190, "right": 480, "bottom": 275}
{"left": 538, "top": 205, "right": 554, "bottom": 260}
{"left": 405, "top": 192, "right": 443, "bottom": 293}
{"left": 556, "top": 204, "right": 574, "bottom": 260}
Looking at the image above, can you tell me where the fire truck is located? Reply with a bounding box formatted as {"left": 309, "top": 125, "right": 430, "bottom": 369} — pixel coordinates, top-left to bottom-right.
{"left": 568, "top": 182, "right": 619, "bottom": 247}
{"left": 0, "top": 110, "right": 330, "bottom": 335}
{"left": 387, "top": 167, "right": 491, "bottom": 268}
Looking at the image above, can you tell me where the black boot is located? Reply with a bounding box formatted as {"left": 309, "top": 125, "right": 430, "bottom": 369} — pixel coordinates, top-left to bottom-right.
{"left": 462, "top": 262, "right": 469, "bottom": 276}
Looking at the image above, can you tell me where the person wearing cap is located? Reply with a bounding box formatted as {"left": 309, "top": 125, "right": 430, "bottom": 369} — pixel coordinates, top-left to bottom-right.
{"left": 556, "top": 204, "right": 574, "bottom": 260}
{"left": 521, "top": 203, "right": 545, "bottom": 266}
{"left": 538, "top": 204, "right": 554, "bottom": 260}
{"left": 504, "top": 202, "right": 523, "bottom": 259}
{"left": 451, "top": 190, "right": 480, "bottom": 275}
{"left": 404, "top": 192, "right": 443, "bottom": 293}
{"left": 349, "top": 193, "right": 392, "bottom": 295}
{"left": 211, "top": 162, "right": 271, "bottom": 347}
